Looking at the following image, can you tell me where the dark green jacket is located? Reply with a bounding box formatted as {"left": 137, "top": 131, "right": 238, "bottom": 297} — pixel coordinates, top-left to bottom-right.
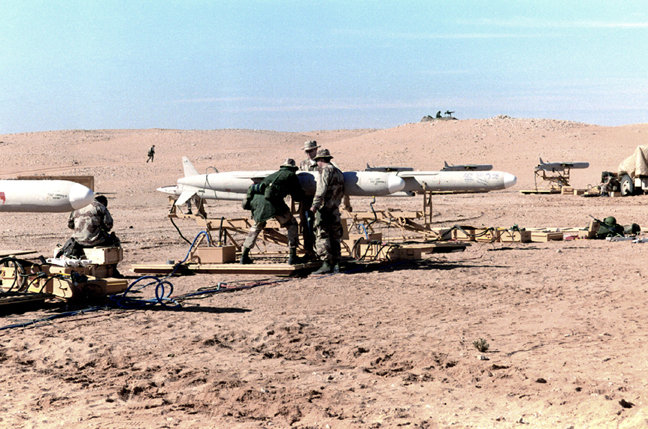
{"left": 248, "top": 167, "right": 305, "bottom": 224}
{"left": 596, "top": 222, "right": 625, "bottom": 239}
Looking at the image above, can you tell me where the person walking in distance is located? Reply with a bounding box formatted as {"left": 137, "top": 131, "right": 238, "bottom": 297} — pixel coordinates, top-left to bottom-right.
{"left": 147, "top": 145, "right": 155, "bottom": 162}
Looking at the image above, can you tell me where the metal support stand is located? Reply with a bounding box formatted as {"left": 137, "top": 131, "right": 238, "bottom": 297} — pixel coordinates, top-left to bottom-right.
{"left": 534, "top": 167, "right": 571, "bottom": 191}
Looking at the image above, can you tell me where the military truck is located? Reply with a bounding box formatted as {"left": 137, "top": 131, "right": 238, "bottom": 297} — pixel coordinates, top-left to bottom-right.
{"left": 618, "top": 145, "right": 648, "bottom": 196}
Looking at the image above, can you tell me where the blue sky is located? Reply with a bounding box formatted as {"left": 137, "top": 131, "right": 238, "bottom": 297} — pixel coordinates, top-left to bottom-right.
{"left": 1, "top": 1, "right": 647, "bottom": 134}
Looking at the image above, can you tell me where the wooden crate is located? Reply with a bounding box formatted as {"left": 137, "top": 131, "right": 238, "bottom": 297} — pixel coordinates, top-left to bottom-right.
{"left": 475, "top": 228, "right": 502, "bottom": 242}
{"left": 30, "top": 276, "right": 128, "bottom": 297}
{"left": 46, "top": 264, "right": 117, "bottom": 278}
{"left": 83, "top": 247, "right": 123, "bottom": 264}
{"left": 499, "top": 230, "right": 532, "bottom": 243}
{"left": 48, "top": 265, "right": 90, "bottom": 275}
{"left": 389, "top": 247, "right": 422, "bottom": 261}
{"left": 578, "top": 229, "right": 596, "bottom": 239}
{"left": 357, "top": 243, "right": 422, "bottom": 261}
{"left": 191, "top": 246, "right": 237, "bottom": 264}
{"left": 94, "top": 277, "right": 129, "bottom": 295}
{"left": 530, "top": 231, "right": 564, "bottom": 242}
{"left": 343, "top": 233, "right": 382, "bottom": 257}
{"left": 429, "top": 228, "right": 453, "bottom": 241}
{"left": 453, "top": 226, "right": 476, "bottom": 241}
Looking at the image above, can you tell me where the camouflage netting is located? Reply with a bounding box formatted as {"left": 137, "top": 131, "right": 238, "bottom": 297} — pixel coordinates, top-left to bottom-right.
{"left": 618, "top": 145, "right": 648, "bottom": 178}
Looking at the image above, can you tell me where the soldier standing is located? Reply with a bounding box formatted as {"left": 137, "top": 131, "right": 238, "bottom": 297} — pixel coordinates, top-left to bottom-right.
{"left": 240, "top": 158, "right": 305, "bottom": 265}
{"left": 309, "top": 149, "right": 345, "bottom": 274}
{"left": 298, "top": 140, "right": 319, "bottom": 260}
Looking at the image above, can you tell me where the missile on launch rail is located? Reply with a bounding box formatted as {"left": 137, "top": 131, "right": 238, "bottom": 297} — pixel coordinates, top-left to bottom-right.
{"left": 441, "top": 161, "right": 493, "bottom": 171}
{"left": 159, "top": 166, "right": 406, "bottom": 205}
{"left": 0, "top": 180, "right": 95, "bottom": 212}
{"left": 535, "top": 158, "right": 589, "bottom": 172}
{"left": 397, "top": 170, "right": 517, "bottom": 193}
{"left": 158, "top": 157, "right": 517, "bottom": 205}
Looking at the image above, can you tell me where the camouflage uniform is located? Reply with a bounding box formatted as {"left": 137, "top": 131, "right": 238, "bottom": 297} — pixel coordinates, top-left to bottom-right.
{"left": 68, "top": 200, "right": 114, "bottom": 247}
{"left": 299, "top": 158, "right": 318, "bottom": 172}
{"left": 312, "top": 161, "right": 345, "bottom": 263}
{"left": 243, "top": 165, "right": 305, "bottom": 250}
{"left": 298, "top": 157, "right": 319, "bottom": 256}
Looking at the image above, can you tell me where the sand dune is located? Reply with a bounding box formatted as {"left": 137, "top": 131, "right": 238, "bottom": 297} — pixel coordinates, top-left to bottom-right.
{"left": 1, "top": 117, "right": 648, "bottom": 428}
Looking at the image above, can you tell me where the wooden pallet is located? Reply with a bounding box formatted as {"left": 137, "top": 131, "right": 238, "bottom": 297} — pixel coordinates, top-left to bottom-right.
{"left": 131, "top": 261, "right": 321, "bottom": 276}
{"left": 0, "top": 293, "right": 53, "bottom": 312}
{"left": 398, "top": 242, "right": 468, "bottom": 253}
{"left": 519, "top": 189, "right": 561, "bottom": 195}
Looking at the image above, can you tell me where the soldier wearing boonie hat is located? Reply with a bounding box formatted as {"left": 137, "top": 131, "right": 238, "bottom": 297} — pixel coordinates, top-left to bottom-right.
{"left": 240, "top": 158, "right": 305, "bottom": 265}
{"left": 309, "top": 148, "right": 345, "bottom": 274}
{"left": 299, "top": 140, "right": 320, "bottom": 171}
{"left": 298, "top": 141, "right": 320, "bottom": 260}
{"left": 313, "top": 148, "right": 333, "bottom": 160}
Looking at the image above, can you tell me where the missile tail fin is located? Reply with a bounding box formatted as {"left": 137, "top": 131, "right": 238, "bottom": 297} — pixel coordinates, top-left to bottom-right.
{"left": 182, "top": 157, "right": 200, "bottom": 177}
{"left": 176, "top": 190, "right": 196, "bottom": 206}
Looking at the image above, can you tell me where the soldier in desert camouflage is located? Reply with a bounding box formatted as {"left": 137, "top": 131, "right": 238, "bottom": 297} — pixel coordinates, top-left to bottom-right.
{"left": 309, "top": 149, "right": 345, "bottom": 274}
{"left": 298, "top": 140, "right": 320, "bottom": 260}
{"left": 68, "top": 195, "right": 117, "bottom": 247}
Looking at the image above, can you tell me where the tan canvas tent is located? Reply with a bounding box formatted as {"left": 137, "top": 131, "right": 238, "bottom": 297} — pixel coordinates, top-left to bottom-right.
{"left": 618, "top": 145, "right": 648, "bottom": 178}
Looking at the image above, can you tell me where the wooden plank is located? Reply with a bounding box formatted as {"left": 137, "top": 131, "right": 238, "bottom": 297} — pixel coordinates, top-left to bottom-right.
{"left": 131, "top": 261, "right": 321, "bottom": 275}
{"left": 0, "top": 250, "right": 38, "bottom": 258}
{"left": 519, "top": 189, "right": 561, "bottom": 194}
{"left": 349, "top": 211, "right": 423, "bottom": 221}
{"left": 399, "top": 242, "right": 468, "bottom": 253}
{"left": 0, "top": 293, "right": 52, "bottom": 308}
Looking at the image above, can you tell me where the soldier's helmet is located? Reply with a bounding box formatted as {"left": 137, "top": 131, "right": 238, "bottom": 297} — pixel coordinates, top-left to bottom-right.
{"left": 313, "top": 149, "right": 333, "bottom": 160}
{"left": 280, "top": 158, "right": 298, "bottom": 170}
{"left": 604, "top": 216, "right": 617, "bottom": 226}
{"left": 303, "top": 140, "right": 319, "bottom": 151}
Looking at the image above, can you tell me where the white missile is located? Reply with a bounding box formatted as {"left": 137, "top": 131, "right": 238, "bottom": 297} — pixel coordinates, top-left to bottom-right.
{"left": 158, "top": 157, "right": 516, "bottom": 204}
{"left": 0, "top": 180, "right": 95, "bottom": 212}
{"left": 441, "top": 161, "right": 493, "bottom": 171}
{"left": 159, "top": 169, "right": 405, "bottom": 204}
{"left": 535, "top": 158, "right": 589, "bottom": 172}
{"left": 397, "top": 170, "right": 517, "bottom": 193}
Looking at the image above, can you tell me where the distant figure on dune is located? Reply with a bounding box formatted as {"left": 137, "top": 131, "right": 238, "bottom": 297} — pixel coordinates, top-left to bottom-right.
{"left": 147, "top": 145, "right": 155, "bottom": 163}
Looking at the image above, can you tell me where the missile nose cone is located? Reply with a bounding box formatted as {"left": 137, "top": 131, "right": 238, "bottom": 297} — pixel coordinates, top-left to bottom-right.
{"left": 69, "top": 183, "right": 95, "bottom": 210}
{"left": 503, "top": 173, "right": 517, "bottom": 189}
{"left": 387, "top": 174, "right": 406, "bottom": 194}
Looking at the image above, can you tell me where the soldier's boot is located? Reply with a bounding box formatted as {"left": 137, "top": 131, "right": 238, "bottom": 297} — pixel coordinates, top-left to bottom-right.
{"left": 302, "top": 249, "right": 318, "bottom": 262}
{"left": 312, "top": 259, "right": 334, "bottom": 275}
{"left": 240, "top": 247, "right": 253, "bottom": 265}
{"left": 287, "top": 248, "right": 303, "bottom": 265}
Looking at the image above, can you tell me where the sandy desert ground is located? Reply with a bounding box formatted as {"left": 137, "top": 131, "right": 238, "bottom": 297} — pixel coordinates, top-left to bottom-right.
{"left": 2, "top": 116, "right": 648, "bottom": 428}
